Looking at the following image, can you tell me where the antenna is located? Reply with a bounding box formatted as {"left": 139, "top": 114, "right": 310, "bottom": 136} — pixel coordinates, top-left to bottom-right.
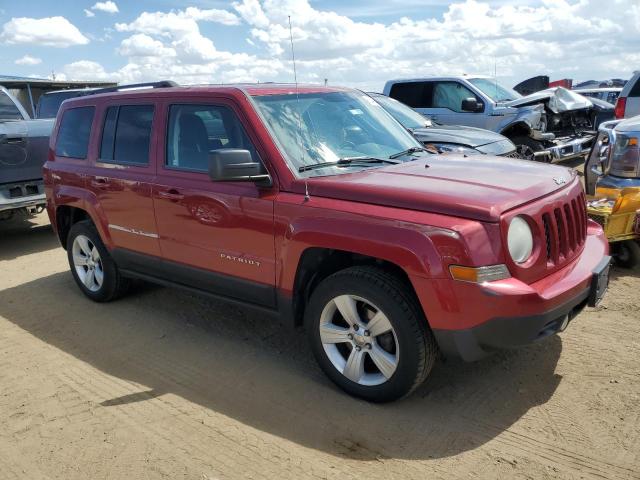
{"left": 288, "top": 15, "right": 310, "bottom": 202}
{"left": 494, "top": 58, "right": 498, "bottom": 99}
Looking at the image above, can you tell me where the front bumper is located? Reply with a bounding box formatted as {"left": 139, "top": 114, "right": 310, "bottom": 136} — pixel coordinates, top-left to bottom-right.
{"left": 412, "top": 226, "right": 609, "bottom": 361}
{"left": 433, "top": 286, "right": 590, "bottom": 361}
{"left": 541, "top": 135, "right": 595, "bottom": 162}
{"left": 0, "top": 180, "right": 46, "bottom": 212}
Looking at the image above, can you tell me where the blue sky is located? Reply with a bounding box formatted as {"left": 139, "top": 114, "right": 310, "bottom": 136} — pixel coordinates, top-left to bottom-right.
{"left": 1, "top": 0, "right": 638, "bottom": 91}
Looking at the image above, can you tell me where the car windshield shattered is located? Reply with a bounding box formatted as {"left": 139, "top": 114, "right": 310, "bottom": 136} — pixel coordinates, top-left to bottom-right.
{"left": 469, "top": 78, "right": 521, "bottom": 103}
{"left": 251, "top": 90, "right": 424, "bottom": 176}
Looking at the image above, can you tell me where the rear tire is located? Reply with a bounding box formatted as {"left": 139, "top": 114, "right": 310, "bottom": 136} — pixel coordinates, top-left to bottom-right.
{"left": 66, "top": 220, "right": 130, "bottom": 302}
{"left": 512, "top": 135, "right": 546, "bottom": 161}
{"left": 305, "top": 266, "right": 437, "bottom": 402}
{"left": 614, "top": 240, "right": 640, "bottom": 269}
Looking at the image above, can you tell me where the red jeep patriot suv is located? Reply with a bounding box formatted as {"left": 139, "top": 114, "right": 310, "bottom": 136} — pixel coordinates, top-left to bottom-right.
{"left": 44, "top": 82, "right": 610, "bottom": 402}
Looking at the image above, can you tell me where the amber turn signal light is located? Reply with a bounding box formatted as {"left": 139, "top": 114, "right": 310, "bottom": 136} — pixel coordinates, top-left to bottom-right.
{"left": 449, "top": 264, "right": 511, "bottom": 283}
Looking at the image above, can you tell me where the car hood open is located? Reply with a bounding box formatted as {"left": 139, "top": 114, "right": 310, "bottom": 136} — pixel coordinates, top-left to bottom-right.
{"left": 300, "top": 155, "right": 576, "bottom": 222}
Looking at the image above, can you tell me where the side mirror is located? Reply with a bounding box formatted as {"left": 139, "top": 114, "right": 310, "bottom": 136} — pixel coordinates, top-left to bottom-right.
{"left": 461, "top": 97, "right": 483, "bottom": 113}
{"left": 208, "top": 149, "right": 271, "bottom": 186}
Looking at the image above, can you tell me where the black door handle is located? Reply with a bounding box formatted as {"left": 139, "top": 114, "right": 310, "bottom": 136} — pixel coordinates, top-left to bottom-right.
{"left": 1, "top": 136, "right": 26, "bottom": 145}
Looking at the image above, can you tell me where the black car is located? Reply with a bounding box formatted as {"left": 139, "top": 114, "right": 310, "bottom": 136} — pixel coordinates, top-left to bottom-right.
{"left": 368, "top": 92, "right": 518, "bottom": 157}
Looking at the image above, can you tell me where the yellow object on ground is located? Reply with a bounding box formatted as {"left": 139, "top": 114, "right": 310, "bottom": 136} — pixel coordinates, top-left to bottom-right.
{"left": 587, "top": 187, "right": 640, "bottom": 243}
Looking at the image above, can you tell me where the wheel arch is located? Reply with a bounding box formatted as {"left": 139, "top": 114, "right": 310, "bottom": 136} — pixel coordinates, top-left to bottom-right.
{"left": 55, "top": 205, "right": 91, "bottom": 249}
{"left": 52, "top": 186, "right": 113, "bottom": 250}
{"left": 285, "top": 247, "right": 422, "bottom": 328}
{"left": 500, "top": 121, "right": 532, "bottom": 139}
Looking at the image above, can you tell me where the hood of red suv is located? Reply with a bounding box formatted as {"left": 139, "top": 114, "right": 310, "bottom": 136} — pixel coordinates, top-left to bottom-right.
{"left": 302, "top": 155, "right": 576, "bottom": 222}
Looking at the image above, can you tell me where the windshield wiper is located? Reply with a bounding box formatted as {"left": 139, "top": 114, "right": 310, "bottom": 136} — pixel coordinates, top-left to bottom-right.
{"left": 389, "top": 146, "right": 429, "bottom": 159}
{"left": 298, "top": 157, "right": 399, "bottom": 173}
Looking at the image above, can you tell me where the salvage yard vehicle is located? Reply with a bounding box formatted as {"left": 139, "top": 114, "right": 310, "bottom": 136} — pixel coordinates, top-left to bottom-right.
{"left": 368, "top": 92, "right": 519, "bottom": 157}
{"left": 585, "top": 116, "right": 640, "bottom": 267}
{"left": 45, "top": 82, "right": 610, "bottom": 402}
{"left": 383, "top": 76, "right": 612, "bottom": 162}
{"left": 586, "top": 189, "right": 640, "bottom": 268}
{"left": 0, "top": 86, "right": 53, "bottom": 220}
{"left": 574, "top": 87, "right": 621, "bottom": 106}
{"left": 614, "top": 71, "right": 640, "bottom": 119}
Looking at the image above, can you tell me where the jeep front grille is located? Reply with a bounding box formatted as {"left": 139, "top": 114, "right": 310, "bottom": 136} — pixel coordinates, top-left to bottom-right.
{"left": 542, "top": 191, "right": 587, "bottom": 265}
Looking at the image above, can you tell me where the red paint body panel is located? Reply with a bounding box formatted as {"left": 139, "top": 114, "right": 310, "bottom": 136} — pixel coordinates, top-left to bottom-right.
{"left": 297, "top": 156, "right": 578, "bottom": 223}
{"left": 413, "top": 222, "right": 607, "bottom": 330}
{"left": 44, "top": 84, "right": 609, "bottom": 340}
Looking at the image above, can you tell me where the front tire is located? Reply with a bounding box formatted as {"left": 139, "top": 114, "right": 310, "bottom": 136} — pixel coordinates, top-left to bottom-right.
{"left": 66, "top": 220, "right": 129, "bottom": 302}
{"left": 512, "top": 135, "right": 546, "bottom": 161}
{"left": 614, "top": 240, "right": 640, "bottom": 269}
{"left": 306, "top": 266, "right": 437, "bottom": 402}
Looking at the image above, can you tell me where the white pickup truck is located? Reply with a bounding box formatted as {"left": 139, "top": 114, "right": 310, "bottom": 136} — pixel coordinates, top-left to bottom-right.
{"left": 0, "top": 86, "right": 54, "bottom": 220}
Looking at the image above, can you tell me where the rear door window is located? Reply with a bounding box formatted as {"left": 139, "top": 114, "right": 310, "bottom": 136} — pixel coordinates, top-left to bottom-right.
{"left": 99, "top": 105, "right": 154, "bottom": 165}
{"left": 166, "top": 104, "right": 259, "bottom": 172}
{"left": 388, "top": 82, "right": 434, "bottom": 108}
{"left": 55, "top": 106, "right": 95, "bottom": 159}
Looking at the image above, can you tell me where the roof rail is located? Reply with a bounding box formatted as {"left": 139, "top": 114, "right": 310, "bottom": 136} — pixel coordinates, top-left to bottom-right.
{"left": 91, "top": 80, "right": 178, "bottom": 95}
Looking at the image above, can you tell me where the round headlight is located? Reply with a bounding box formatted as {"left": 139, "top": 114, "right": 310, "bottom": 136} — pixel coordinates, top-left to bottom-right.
{"left": 507, "top": 216, "right": 533, "bottom": 264}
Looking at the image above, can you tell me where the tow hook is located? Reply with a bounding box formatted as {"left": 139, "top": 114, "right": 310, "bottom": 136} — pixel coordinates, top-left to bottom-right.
{"left": 559, "top": 315, "right": 570, "bottom": 332}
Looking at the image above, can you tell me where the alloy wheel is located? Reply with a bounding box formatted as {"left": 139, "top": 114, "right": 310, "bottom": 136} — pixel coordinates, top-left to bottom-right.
{"left": 319, "top": 294, "right": 399, "bottom": 386}
{"left": 72, "top": 234, "right": 104, "bottom": 292}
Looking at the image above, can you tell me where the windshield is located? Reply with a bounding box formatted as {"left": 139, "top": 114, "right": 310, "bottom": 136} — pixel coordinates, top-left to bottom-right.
{"left": 370, "top": 94, "right": 431, "bottom": 130}
{"left": 469, "top": 78, "right": 521, "bottom": 102}
{"left": 251, "top": 90, "right": 423, "bottom": 176}
{"left": 37, "top": 91, "right": 86, "bottom": 119}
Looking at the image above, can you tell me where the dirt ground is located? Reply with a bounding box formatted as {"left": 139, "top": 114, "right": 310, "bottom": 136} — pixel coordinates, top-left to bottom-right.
{"left": 0, "top": 212, "right": 639, "bottom": 480}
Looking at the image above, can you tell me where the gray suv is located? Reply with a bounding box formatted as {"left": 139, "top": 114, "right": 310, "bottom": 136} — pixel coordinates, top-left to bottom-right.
{"left": 383, "top": 76, "right": 603, "bottom": 162}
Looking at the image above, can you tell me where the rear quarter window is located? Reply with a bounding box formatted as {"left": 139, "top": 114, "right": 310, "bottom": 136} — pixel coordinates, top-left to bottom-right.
{"left": 55, "top": 106, "right": 95, "bottom": 159}
{"left": 99, "top": 105, "right": 154, "bottom": 165}
{"left": 629, "top": 79, "right": 640, "bottom": 98}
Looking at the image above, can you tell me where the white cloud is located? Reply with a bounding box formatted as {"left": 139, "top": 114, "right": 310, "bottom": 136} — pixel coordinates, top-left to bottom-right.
{"left": 233, "top": 0, "right": 270, "bottom": 29}
{"left": 62, "top": 60, "right": 111, "bottom": 80}
{"left": 15, "top": 54, "right": 42, "bottom": 65}
{"left": 115, "top": 7, "right": 240, "bottom": 35}
{"left": 58, "top": 0, "right": 639, "bottom": 91}
{"left": 114, "top": 7, "right": 243, "bottom": 66}
{"left": 1, "top": 16, "right": 89, "bottom": 47}
{"left": 91, "top": 1, "right": 119, "bottom": 14}
{"left": 229, "top": 0, "right": 639, "bottom": 90}
{"left": 84, "top": 9, "right": 95, "bottom": 18}
{"left": 118, "top": 33, "right": 176, "bottom": 57}
{"left": 59, "top": 4, "right": 276, "bottom": 85}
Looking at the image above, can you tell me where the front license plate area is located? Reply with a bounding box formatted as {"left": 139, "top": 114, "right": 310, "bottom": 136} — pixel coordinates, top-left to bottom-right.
{"left": 588, "top": 256, "right": 611, "bottom": 307}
